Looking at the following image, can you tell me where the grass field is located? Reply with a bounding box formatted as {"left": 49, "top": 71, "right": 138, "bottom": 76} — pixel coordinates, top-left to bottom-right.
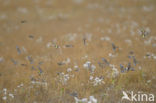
{"left": 0, "top": 0, "right": 156, "bottom": 103}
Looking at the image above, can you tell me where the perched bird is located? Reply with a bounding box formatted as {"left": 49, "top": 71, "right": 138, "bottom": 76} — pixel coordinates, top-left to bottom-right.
{"left": 70, "top": 91, "right": 78, "bottom": 97}
{"left": 102, "top": 58, "right": 109, "bottom": 65}
{"left": 16, "top": 46, "right": 21, "bottom": 54}
{"left": 11, "top": 58, "right": 18, "bottom": 65}
{"left": 120, "top": 64, "right": 125, "bottom": 73}
{"left": 112, "top": 43, "right": 119, "bottom": 52}
{"left": 127, "top": 63, "right": 131, "bottom": 71}
{"left": 98, "top": 58, "right": 109, "bottom": 69}
{"left": 132, "top": 56, "right": 137, "bottom": 66}
{"left": 28, "top": 35, "right": 34, "bottom": 39}
{"left": 21, "top": 20, "right": 27, "bottom": 23}
{"left": 83, "top": 37, "right": 87, "bottom": 45}
{"left": 140, "top": 28, "right": 149, "bottom": 38}
{"left": 27, "top": 56, "right": 33, "bottom": 64}
{"left": 112, "top": 43, "right": 117, "bottom": 51}
{"left": 31, "top": 66, "right": 35, "bottom": 70}
{"left": 37, "top": 66, "right": 43, "bottom": 74}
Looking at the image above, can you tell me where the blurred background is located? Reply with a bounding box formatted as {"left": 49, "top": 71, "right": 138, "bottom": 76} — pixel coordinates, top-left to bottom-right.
{"left": 0, "top": 0, "right": 156, "bottom": 103}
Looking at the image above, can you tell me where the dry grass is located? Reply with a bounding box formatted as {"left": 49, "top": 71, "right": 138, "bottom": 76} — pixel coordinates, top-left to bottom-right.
{"left": 0, "top": 0, "right": 156, "bottom": 103}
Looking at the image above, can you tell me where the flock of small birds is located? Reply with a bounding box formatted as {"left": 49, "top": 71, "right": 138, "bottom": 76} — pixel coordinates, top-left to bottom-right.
{"left": 1, "top": 27, "right": 155, "bottom": 102}
{"left": 0, "top": 0, "right": 156, "bottom": 103}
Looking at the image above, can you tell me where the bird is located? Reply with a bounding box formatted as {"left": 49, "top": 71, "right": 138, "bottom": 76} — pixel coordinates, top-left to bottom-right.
{"left": 140, "top": 28, "right": 149, "bottom": 38}
{"left": 120, "top": 64, "right": 125, "bottom": 73}
{"left": 122, "top": 91, "right": 131, "bottom": 101}
{"left": 16, "top": 45, "right": 21, "bottom": 54}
